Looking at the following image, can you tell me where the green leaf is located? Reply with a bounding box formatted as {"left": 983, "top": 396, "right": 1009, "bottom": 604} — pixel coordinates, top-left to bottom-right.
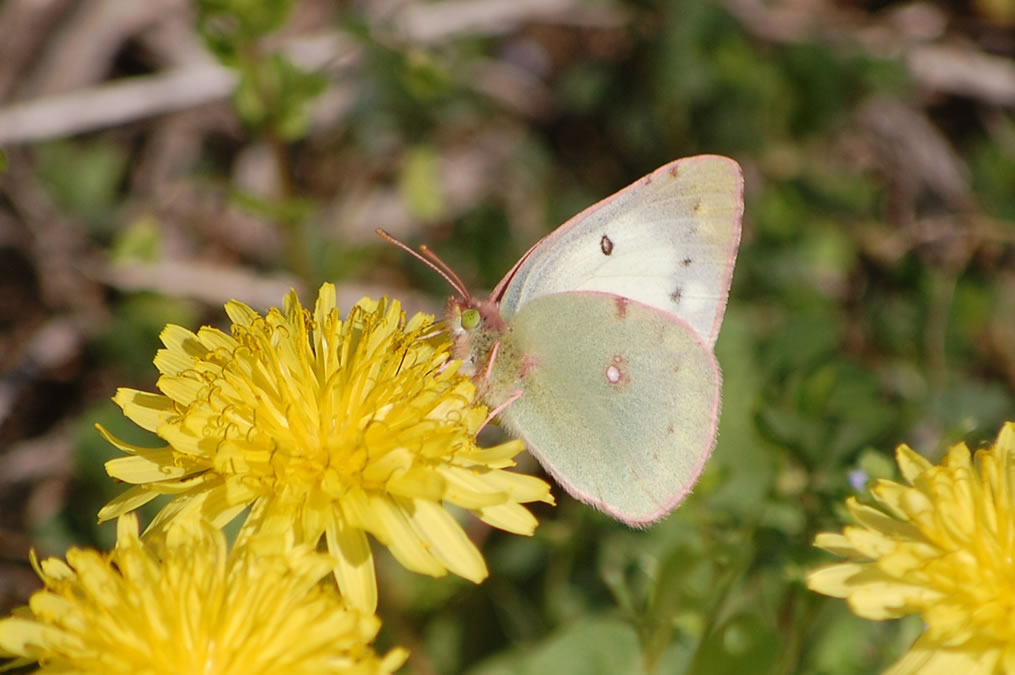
{"left": 688, "top": 611, "right": 780, "bottom": 675}
{"left": 400, "top": 145, "right": 445, "bottom": 222}
{"left": 34, "top": 139, "right": 128, "bottom": 230}
{"left": 467, "top": 616, "right": 642, "bottom": 675}
{"left": 233, "top": 55, "right": 327, "bottom": 139}
{"left": 195, "top": 0, "right": 292, "bottom": 61}
{"left": 110, "top": 215, "right": 162, "bottom": 261}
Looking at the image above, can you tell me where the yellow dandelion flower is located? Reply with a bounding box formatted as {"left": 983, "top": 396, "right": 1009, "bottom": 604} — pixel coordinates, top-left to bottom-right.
{"left": 807, "top": 422, "right": 1015, "bottom": 675}
{"left": 0, "top": 513, "right": 407, "bottom": 674}
{"left": 97, "top": 284, "right": 553, "bottom": 612}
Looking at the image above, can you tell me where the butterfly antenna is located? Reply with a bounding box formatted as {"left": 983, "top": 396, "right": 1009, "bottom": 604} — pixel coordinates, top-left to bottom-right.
{"left": 419, "top": 244, "right": 471, "bottom": 299}
{"left": 376, "top": 228, "right": 471, "bottom": 299}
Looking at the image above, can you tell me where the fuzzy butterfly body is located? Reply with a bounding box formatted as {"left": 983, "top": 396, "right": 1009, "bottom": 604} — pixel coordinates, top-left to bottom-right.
{"left": 391, "top": 155, "right": 743, "bottom": 526}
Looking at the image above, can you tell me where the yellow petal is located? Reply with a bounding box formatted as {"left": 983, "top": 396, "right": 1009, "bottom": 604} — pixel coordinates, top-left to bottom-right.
{"left": 476, "top": 502, "right": 539, "bottom": 535}
{"left": 340, "top": 487, "right": 383, "bottom": 534}
{"left": 224, "top": 299, "right": 261, "bottom": 327}
{"left": 896, "top": 444, "right": 933, "bottom": 484}
{"left": 156, "top": 374, "right": 206, "bottom": 407}
{"left": 806, "top": 563, "right": 866, "bottom": 597}
{"left": 846, "top": 498, "right": 922, "bottom": 541}
{"left": 112, "top": 389, "right": 176, "bottom": 433}
{"left": 877, "top": 543, "right": 940, "bottom": 577}
{"left": 106, "top": 453, "right": 191, "bottom": 483}
{"left": 326, "top": 514, "right": 378, "bottom": 614}
{"left": 813, "top": 532, "right": 864, "bottom": 557}
{"left": 404, "top": 497, "right": 488, "bottom": 583}
{"left": 436, "top": 466, "right": 510, "bottom": 509}
{"left": 95, "top": 423, "right": 164, "bottom": 458}
{"left": 157, "top": 424, "right": 209, "bottom": 459}
{"left": 312, "top": 282, "right": 338, "bottom": 328}
{"left": 361, "top": 447, "right": 414, "bottom": 484}
{"left": 886, "top": 633, "right": 1000, "bottom": 675}
{"left": 475, "top": 469, "right": 554, "bottom": 504}
{"left": 848, "top": 578, "right": 940, "bottom": 620}
{"left": 459, "top": 441, "right": 527, "bottom": 469}
{"left": 196, "top": 325, "right": 239, "bottom": 352}
{"left": 0, "top": 617, "right": 65, "bottom": 656}
{"left": 842, "top": 526, "right": 902, "bottom": 558}
{"left": 386, "top": 466, "right": 446, "bottom": 501}
{"left": 97, "top": 485, "right": 160, "bottom": 522}
{"left": 366, "top": 494, "right": 445, "bottom": 577}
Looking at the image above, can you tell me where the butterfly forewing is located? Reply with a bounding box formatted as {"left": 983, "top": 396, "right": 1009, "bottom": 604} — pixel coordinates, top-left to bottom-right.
{"left": 496, "top": 155, "right": 743, "bottom": 349}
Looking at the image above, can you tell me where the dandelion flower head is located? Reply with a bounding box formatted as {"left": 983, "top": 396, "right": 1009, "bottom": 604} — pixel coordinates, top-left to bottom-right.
{"left": 808, "top": 422, "right": 1015, "bottom": 674}
{"left": 97, "top": 284, "right": 553, "bottom": 612}
{"left": 0, "top": 513, "right": 407, "bottom": 674}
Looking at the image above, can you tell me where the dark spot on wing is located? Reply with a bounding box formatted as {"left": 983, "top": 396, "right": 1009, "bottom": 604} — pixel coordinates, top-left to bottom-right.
{"left": 667, "top": 424, "right": 675, "bottom": 434}
{"left": 693, "top": 199, "right": 703, "bottom": 213}
{"left": 669, "top": 165, "right": 679, "bottom": 177}
{"left": 682, "top": 257, "right": 693, "bottom": 267}
{"left": 600, "top": 234, "right": 614, "bottom": 256}
{"left": 614, "top": 297, "right": 628, "bottom": 319}
{"left": 670, "top": 287, "right": 682, "bottom": 303}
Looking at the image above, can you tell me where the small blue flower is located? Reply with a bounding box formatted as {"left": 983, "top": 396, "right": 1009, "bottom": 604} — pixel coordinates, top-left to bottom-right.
{"left": 847, "top": 469, "right": 868, "bottom": 492}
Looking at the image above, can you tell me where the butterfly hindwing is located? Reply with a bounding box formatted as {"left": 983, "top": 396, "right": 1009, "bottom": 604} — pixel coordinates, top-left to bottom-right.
{"left": 495, "top": 291, "right": 721, "bottom": 525}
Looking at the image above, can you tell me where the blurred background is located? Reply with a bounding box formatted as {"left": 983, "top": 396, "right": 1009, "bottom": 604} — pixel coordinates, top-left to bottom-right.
{"left": 1, "top": 0, "right": 1014, "bottom": 672}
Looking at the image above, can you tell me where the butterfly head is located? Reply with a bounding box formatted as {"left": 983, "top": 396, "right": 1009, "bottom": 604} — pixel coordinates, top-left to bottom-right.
{"left": 447, "top": 296, "right": 507, "bottom": 379}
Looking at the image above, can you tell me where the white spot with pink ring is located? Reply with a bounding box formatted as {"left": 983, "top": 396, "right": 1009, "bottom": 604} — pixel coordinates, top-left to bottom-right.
{"left": 604, "top": 354, "right": 628, "bottom": 386}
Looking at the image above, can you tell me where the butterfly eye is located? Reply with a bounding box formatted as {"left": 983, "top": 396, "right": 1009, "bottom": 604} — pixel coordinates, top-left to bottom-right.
{"left": 461, "top": 308, "right": 480, "bottom": 330}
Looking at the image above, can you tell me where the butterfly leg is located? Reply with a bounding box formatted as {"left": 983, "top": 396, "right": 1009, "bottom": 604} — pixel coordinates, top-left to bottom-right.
{"left": 481, "top": 388, "right": 523, "bottom": 431}
{"left": 483, "top": 340, "right": 501, "bottom": 383}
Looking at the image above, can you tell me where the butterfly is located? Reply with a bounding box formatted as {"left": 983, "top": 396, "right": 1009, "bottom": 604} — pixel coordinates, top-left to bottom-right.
{"left": 381, "top": 155, "right": 743, "bottom": 526}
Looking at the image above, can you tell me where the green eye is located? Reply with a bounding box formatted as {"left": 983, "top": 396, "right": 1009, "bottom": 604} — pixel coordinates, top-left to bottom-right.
{"left": 461, "top": 309, "right": 480, "bottom": 330}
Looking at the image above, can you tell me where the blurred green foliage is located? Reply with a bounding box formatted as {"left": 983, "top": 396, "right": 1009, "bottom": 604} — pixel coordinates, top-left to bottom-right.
{"left": 196, "top": 0, "right": 293, "bottom": 60}
{"left": 198, "top": 0, "right": 327, "bottom": 142}
{"left": 13, "top": 0, "right": 1011, "bottom": 673}
{"left": 35, "top": 139, "right": 128, "bottom": 233}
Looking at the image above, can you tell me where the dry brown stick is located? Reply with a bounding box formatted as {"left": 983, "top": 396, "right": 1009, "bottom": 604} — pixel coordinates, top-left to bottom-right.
{"left": 22, "top": 0, "right": 188, "bottom": 97}
{"left": 0, "top": 64, "right": 235, "bottom": 144}
{"left": 0, "top": 0, "right": 625, "bottom": 145}
{"left": 393, "top": 0, "right": 626, "bottom": 44}
{"left": 96, "top": 258, "right": 439, "bottom": 317}
{"left": 907, "top": 44, "right": 1015, "bottom": 107}
{"left": 0, "top": 30, "right": 352, "bottom": 145}
{"left": 725, "top": 0, "right": 1015, "bottom": 109}
{"left": 0, "top": 0, "right": 75, "bottom": 102}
